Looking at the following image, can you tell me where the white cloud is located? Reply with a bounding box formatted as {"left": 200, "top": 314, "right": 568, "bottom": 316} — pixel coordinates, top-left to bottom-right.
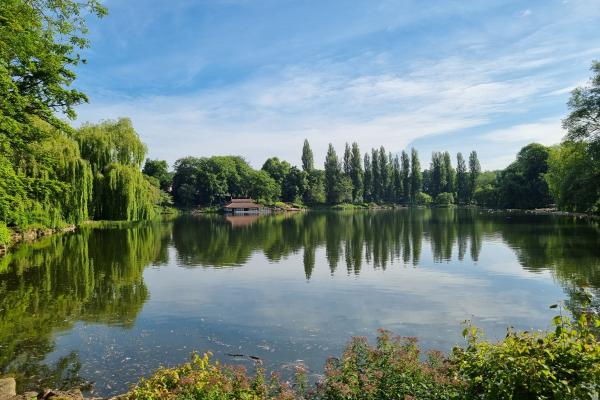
{"left": 75, "top": 0, "right": 600, "bottom": 170}
{"left": 77, "top": 49, "right": 561, "bottom": 168}
{"left": 480, "top": 118, "right": 565, "bottom": 145}
{"left": 520, "top": 9, "right": 532, "bottom": 17}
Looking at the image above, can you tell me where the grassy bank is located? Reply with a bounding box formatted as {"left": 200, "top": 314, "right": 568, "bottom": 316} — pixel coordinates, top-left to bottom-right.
{"left": 122, "top": 308, "right": 599, "bottom": 400}
{"left": 0, "top": 208, "right": 179, "bottom": 254}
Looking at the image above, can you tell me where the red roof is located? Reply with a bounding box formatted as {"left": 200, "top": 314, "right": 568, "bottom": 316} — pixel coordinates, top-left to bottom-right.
{"left": 223, "top": 198, "right": 260, "bottom": 209}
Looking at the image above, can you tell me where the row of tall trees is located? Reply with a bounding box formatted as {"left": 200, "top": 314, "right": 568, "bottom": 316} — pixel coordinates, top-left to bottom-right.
{"left": 169, "top": 138, "right": 481, "bottom": 208}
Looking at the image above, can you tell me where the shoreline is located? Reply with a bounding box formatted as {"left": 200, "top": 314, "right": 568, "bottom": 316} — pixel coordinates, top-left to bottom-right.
{"left": 1, "top": 205, "right": 596, "bottom": 256}
{"left": 0, "top": 225, "right": 76, "bottom": 256}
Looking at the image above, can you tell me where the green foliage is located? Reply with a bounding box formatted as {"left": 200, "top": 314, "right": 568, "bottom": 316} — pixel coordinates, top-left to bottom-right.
{"left": 302, "top": 139, "right": 314, "bottom": 172}
{"left": 0, "top": 0, "right": 104, "bottom": 230}
{"left": 304, "top": 170, "right": 326, "bottom": 205}
{"left": 349, "top": 143, "right": 364, "bottom": 202}
{"left": 553, "top": 61, "right": 600, "bottom": 214}
{"left": 473, "top": 185, "right": 498, "bottom": 208}
{"left": 410, "top": 148, "right": 422, "bottom": 203}
{"left": 127, "top": 352, "right": 296, "bottom": 400}
{"left": 435, "top": 192, "right": 455, "bottom": 206}
{"left": 0, "top": 222, "right": 11, "bottom": 246}
{"left": 143, "top": 159, "right": 173, "bottom": 192}
{"left": 468, "top": 151, "right": 481, "bottom": 204}
{"left": 282, "top": 167, "right": 307, "bottom": 203}
{"left": 0, "top": 2, "right": 159, "bottom": 229}
{"left": 325, "top": 144, "right": 350, "bottom": 204}
{"left": 415, "top": 192, "right": 432, "bottom": 205}
{"left": 248, "top": 170, "right": 280, "bottom": 203}
{"left": 546, "top": 142, "right": 600, "bottom": 213}
{"left": 172, "top": 155, "right": 277, "bottom": 207}
{"left": 77, "top": 118, "right": 147, "bottom": 173}
{"left": 124, "top": 312, "right": 600, "bottom": 400}
{"left": 0, "top": 0, "right": 106, "bottom": 133}
{"left": 563, "top": 61, "right": 600, "bottom": 149}
{"left": 77, "top": 119, "right": 159, "bottom": 221}
{"left": 318, "top": 331, "right": 461, "bottom": 400}
{"left": 400, "top": 150, "right": 411, "bottom": 204}
{"left": 492, "top": 144, "right": 552, "bottom": 209}
{"left": 430, "top": 151, "right": 448, "bottom": 198}
{"left": 456, "top": 153, "right": 469, "bottom": 204}
{"left": 453, "top": 311, "right": 600, "bottom": 400}
{"left": 93, "top": 164, "right": 159, "bottom": 221}
{"left": 262, "top": 157, "right": 291, "bottom": 185}
{"left": 0, "top": 121, "right": 93, "bottom": 228}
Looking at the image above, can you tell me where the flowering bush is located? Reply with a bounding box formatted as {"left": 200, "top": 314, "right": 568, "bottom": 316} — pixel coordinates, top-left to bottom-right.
{"left": 317, "top": 330, "right": 461, "bottom": 399}
{"left": 127, "top": 352, "right": 296, "bottom": 400}
{"left": 126, "top": 312, "right": 600, "bottom": 400}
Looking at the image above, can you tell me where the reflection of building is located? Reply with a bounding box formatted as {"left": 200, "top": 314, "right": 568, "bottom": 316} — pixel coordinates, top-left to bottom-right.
{"left": 223, "top": 198, "right": 267, "bottom": 214}
{"left": 225, "top": 215, "right": 260, "bottom": 227}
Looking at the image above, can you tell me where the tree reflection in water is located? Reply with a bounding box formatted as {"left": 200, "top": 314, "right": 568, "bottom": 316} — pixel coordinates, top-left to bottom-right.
{"left": 0, "top": 210, "right": 598, "bottom": 391}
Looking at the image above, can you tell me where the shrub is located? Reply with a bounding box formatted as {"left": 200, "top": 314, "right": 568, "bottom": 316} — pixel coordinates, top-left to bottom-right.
{"left": 127, "top": 352, "right": 296, "bottom": 400}
{"left": 0, "top": 222, "right": 11, "bottom": 246}
{"left": 452, "top": 310, "right": 600, "bottom": 400}
{"left": 414, "top": 192, "right": 432, "bottom": 205}
{"left": 435, "top": 192, "right": 455, "bottom": 206}
{"left": 317, "top": 330, "right": 462, "bottom": 400}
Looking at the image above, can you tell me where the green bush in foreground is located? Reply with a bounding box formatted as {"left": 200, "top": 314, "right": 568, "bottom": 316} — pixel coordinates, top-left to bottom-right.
{"left": 453, "top": 311, "right": 600, "bottom": 400}
{"left": 126, "top": 312, "right": 600, "bottom": 400}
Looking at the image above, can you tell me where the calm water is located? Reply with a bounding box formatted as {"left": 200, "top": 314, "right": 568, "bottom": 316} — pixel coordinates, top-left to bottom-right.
{"left": 0, "top": 209, "right": 598, "bottom": 396}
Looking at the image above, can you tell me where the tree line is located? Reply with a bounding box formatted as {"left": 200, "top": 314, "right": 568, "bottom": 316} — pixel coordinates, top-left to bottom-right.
{"left": 166, "top": 141, "right": 482, "bottom": 208}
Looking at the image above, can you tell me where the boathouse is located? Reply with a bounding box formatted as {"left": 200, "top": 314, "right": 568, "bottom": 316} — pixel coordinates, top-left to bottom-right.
{"left": 223, "top": 198, "right": 264, "bottom": 214}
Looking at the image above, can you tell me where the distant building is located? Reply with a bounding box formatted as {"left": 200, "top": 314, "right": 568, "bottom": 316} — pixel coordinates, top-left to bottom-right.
{"left": 223, "top": 198, "right": 266, "bottom": 214}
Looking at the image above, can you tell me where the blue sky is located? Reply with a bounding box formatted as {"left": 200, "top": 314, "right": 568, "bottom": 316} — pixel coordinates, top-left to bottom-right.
{"left": 74, "top": 0, "right": 600, "bottom": 170}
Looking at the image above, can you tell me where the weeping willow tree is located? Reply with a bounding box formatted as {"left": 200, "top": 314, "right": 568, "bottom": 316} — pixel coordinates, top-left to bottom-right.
{"left": 0, "top": 0, "right": 105, "bottom": 229}
{"left": 76, "top": 118, "right": 159, "bottom": 221}
{"left": 0, "top": 120, "right": 93, "bottom": 228}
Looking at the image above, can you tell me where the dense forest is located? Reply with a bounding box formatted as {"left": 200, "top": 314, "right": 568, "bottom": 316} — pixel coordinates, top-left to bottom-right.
{"left": 1, "top": 0, "right": 599, "bottom": 246}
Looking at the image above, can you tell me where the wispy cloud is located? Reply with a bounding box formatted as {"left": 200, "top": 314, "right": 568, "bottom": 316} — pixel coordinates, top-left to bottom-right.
{"left": 75, "top": 0, "right": 600, "bottom": 169}
{"left": 480, "top": 118, "right": 565, "bottom": 145}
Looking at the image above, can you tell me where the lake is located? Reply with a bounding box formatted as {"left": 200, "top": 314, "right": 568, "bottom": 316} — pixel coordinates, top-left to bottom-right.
{"left": 0, "top": 209, "right": 598, "bottom": 397}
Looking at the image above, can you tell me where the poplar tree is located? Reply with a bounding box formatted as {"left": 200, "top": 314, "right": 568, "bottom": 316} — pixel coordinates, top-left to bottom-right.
{"left": 392, "top": 155, "right": 402, "bottom": 203}
{"left": 410, "top": 148, "right": 422, "bottom": 202}
{"left": 401, "top": 151, "right": 411, "bottom": 203}
{"left": 363, "top": 153, "right": 373, "bottom": 202}
{"left": 456, "top": 152, "right": 468, "bottom": 204}
{"left": 430, "top": 152, "right": 443, "bottom": 198}
{"left": 350, "top": 143, "right": 364, "bottom": 202}
{"left": 468, "top": 151, "right": 481, "bottom": 203}
{"left": 343, "top": 143, "right": 352, "bottom": 176}
{"left": 443, "top": 151, "right": 455, "bottom": 194}
{"left": 302, "top": 139, "right": 314, "bottom": 172}
{"left": 371, "top": 149, "right": 381, "bottom": 203}
{"left": 379, "top": 147, "right": 389, "bottom": 202}
{"left": 325, "top": 144, "right": 341, "bottom": 204}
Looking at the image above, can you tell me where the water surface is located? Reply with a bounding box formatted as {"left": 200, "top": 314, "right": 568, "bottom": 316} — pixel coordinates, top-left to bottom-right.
{"left": 0, "top": 209, "right": 598, "bottom": 396}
